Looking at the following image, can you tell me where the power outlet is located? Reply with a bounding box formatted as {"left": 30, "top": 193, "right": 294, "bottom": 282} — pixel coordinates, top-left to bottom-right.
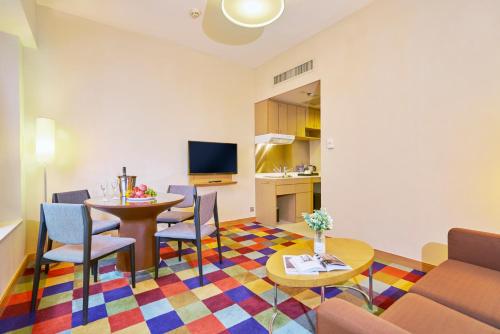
{"left": 250, "top": 207, "right": 255, "bottom": 212}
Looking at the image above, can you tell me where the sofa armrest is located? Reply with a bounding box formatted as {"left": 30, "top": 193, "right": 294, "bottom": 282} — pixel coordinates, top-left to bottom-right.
{"left": 448, "top": 228, "right": 500, "bottom": 271}
{"left": 316, "top": 298, "right": 409, "bottom": 334}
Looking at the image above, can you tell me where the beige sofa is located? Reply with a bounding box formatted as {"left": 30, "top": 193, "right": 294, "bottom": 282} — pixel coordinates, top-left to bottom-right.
{"left": 316, "top": 228, "right": 500, "bottom": 334}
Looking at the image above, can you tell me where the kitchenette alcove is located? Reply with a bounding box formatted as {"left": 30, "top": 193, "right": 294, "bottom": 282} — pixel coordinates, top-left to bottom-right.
{"left": 254, "top": 81, "right": 321, "bottom": 225}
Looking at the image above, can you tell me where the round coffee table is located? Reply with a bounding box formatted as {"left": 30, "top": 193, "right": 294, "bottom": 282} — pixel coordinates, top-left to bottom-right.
{"left": 266, "top": 238, "right": 375, "bottom": 333}
{"left": 85, "top": 194, "right": 184, "bottom": 271}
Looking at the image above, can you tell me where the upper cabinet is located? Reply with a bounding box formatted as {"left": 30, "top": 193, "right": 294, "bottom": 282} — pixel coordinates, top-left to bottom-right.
{"left": 287, "top": 105, "right": 297, "bottom": 136}
{"left": 256, "top": 100, "right": 279, "bottom": 135}
{"left": 306, "top": 108, "right": 320, "bottom": 130}
{"left": 255, "top": 100, "right": 320, "bottom": 139}
{"left": 296, "top": 106, "right": 306, "bottom": 137}
{"left": 278, "top": 103, "right": 288, "bottom": 134}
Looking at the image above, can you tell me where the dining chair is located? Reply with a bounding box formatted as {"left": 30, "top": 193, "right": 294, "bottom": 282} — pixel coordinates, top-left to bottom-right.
{"left": 45, "top": 190, "right": 121, "bottom": 274}
{"left": 156, "top": 185, "right": 197, "bottom": 227}
{"left": 154, "top": 191, "right": 222, "bottom": 286}
{"left": 31, "top": 203, "right": 136, "bottom": 325}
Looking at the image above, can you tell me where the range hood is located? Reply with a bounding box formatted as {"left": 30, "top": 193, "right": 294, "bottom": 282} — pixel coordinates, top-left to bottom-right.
{"left": 255, "top": 133, "right": 295, "bottom": 145}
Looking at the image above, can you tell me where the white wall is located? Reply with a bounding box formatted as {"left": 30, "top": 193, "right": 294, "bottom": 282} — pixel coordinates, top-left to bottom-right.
{"left": 255, "top": 0, "right": 500, "bottom": 261}
{"left": 23, "top": 7, "right": 255, "bottom": 252}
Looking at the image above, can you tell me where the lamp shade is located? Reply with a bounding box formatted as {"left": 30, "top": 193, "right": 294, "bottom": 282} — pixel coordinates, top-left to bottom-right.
{"left": 221, "top": 0, "right": 285, "bottom": 28}
{"left": 35, "top": 117, "right": 55, "bottom": 164}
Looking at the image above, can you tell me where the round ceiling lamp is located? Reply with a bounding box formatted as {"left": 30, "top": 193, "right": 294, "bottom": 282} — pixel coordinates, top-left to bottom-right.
{"left": 221, "top": 0, "right": 285, "bottom": 28}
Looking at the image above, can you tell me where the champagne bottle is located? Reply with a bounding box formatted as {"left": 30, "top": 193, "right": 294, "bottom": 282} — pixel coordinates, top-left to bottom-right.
{"left": 120, "top": 167, "right": 127, "bottom": 200}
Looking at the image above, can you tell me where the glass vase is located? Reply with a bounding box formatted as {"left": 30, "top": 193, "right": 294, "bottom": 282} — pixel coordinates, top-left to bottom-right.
{"left": 314, "top": 230, "right": 326, "bottom": 254}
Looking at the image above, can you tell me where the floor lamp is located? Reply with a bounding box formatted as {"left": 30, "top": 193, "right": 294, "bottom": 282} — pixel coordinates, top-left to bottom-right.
{"left": 35, "top": 118, "right": 55, "bottom": 202}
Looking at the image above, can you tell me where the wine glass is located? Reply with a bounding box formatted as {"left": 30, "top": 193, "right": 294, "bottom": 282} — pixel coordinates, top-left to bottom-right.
{"left": 110, "top": 180, "right": 119, "bottom": 199}
{"left": 99, "top": 182, "right": 108, "bottom": 201}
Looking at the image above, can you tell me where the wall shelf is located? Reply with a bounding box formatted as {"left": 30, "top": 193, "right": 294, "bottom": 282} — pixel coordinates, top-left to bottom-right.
{"left": 295, "top": 136, "right": 320, "bottom": 141}
{"left": 189, "top": 174, "right": 237, "bottom": 187}
{"left": 193, "top": 181, "right": 238, "bottom": 187}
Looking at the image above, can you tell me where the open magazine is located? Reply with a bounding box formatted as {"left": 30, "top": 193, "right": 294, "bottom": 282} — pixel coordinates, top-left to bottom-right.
{"left": 283, "top": 253, "right": 351, "bottom": 275}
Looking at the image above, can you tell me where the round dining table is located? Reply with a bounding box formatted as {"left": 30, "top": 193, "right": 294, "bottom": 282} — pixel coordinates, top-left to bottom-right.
{"left": 85, "top": 194, "right": 184, "bottom": 271}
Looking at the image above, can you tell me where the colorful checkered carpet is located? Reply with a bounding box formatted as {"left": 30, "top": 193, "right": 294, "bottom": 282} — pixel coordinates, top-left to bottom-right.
{"left": 0, "top": 223, "right": 425, "bottom": 334}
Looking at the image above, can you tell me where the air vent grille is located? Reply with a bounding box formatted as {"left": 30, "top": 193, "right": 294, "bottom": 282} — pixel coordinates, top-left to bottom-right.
{"left": 273, "top": 60, "right": 313, "bottom": 85}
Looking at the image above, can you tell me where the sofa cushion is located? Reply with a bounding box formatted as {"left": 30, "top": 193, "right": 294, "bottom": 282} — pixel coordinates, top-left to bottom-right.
{"left": 448, "top": 228, "right": 500, "bottom": 271}
{"left": 410, "top": 259, "right": 500, "bottom": 328}
{"left": 317, "top": 298, "right": 409, "bottom": 334}
{"left": 381, "top": 293, "right": 499, "bottom": 334}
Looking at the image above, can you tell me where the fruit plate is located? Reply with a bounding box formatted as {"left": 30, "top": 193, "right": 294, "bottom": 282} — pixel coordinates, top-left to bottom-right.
{"left": 127, "top": 197, "right": 156, "bottom": 202}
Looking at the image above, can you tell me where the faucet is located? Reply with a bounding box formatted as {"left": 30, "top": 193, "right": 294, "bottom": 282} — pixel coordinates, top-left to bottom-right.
{"left": 283, "top": 166, "right": 290, "bottom": 178}
{"left": 273, "top": 164, "right": 290, "bottom": 178}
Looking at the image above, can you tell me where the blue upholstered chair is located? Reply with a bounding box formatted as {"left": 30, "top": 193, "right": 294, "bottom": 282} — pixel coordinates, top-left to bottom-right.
{"left": 52, "top": 190, "right": 120, "bottom": 234}
{"left": 44, "top": 190, "right": 121, "bottom": 273}
{"left": 31, "top": 203, "right": 136, "bottom": 325}
{"left": 156, "top": 185, "right": 197, "bottom": 227}
{"left": 154, "top": 191, "right": 222, "bottom": 286}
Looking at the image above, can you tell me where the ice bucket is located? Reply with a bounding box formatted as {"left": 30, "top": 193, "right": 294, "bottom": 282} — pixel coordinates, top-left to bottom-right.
{"left": 118, "top": 175, "right": 136, "bottom": 199}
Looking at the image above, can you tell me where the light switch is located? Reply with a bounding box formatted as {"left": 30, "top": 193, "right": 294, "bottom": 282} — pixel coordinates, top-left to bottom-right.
{"left": 327, "top": 138, "right": 334, "bottom": 150}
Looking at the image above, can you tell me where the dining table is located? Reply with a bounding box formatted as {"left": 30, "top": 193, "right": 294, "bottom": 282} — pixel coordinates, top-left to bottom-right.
{"left": 85, "top": 193, "right": 184, "bottom": 271}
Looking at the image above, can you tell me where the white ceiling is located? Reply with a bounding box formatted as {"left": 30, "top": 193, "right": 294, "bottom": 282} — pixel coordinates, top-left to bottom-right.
{"left": 36, "top": 0, "right": 373, "bottom": 68}
{"left": 273, "top": 80, "right": 320, "bottom": 108}
{"left": 0, "top": 0, "right": 37, "bottom": 48}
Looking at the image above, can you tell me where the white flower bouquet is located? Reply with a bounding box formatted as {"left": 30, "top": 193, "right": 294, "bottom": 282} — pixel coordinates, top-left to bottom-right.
{"left": 302, "top": 208, "right": 333, "bottom": 232}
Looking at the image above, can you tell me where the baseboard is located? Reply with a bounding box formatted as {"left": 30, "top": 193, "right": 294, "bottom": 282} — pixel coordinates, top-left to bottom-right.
{"left": 220, "top": 217, "right": 256, "bottom": 226}
{"left": 0, "top": 253, "right": 33, "bottom": 312}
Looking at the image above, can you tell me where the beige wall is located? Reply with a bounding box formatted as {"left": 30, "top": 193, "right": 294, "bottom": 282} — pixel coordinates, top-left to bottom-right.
{"left": 23, "top": 7, "right": 255, "bottom": 252}
{"left": 0, "top": 221, "right": 26, "bottom": 295}
{"left": 0, "top": 31, "right": 26, "bottom": 294}
{"left": 255, "top": 0, "right": 500, "bottom": 262}
{"left": 0, "top": 31, "right": 22, "bottom": 222}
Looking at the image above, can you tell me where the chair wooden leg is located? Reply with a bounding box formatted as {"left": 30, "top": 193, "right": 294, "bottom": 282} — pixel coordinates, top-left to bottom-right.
{"left": 31, "top": 257, "right": 43, "bottom": 312}
{"left": 178, "top": 240, "right": 182, "bottom": 262}
{"left": 195, "top": 239, "right": 203, "bottom": 286}
{"left": 82, "top": 261, "right": 90, "bottom": 325}
{"left": 129, "top": 244, "right": 136, "bottom": 288}
{"left": 44, "top": 239, "right": 53, "bottom": 274}
{"left": 154, "top": 237, "right": 160, "bottom": 279}
{"left": 216, "top": 230, "right": 223, "bottom": 264}
{"left": 92, "top": 261, "right": 98, "bottom": 283}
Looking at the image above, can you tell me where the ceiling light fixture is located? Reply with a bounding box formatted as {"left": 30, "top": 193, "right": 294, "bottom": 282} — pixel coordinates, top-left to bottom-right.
{"left": 221, "top": 0, "right": 285, "bottom": 28}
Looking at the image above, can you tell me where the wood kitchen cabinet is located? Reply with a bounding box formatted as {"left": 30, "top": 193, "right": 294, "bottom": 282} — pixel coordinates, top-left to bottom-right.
{"left": 256, "top": 177, "right": 320, "bottom": 225}
{"left": 287, "top": 105, "right": 297, "bottom": 136}
{"left": 296, "top": 106, "right": 306, "bottom": 137}
{"left": 295, "top": 192, "right": 312, "bottom": 222}
{"left": 255, "top": 100, "right": 279, "bottom": 135}
{"left": 278, "top": 103, "right": 287, "bottom": 134}
{"left": 268, "top": 101, "right": 279, "bottom": 133}
{"left": 255, "top": 99, "right": 320, "bottom": 137}
{"left": 306, "top": 108, "right": 320, "bottom": 130}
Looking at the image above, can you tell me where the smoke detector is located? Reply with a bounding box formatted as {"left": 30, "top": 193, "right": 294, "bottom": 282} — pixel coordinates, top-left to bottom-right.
{"left": 190, "top": 8, "right": 201, "bottom": 19}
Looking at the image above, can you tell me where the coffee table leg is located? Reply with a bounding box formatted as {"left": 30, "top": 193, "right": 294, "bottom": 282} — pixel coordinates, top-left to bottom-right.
{"left": 324, "top": 265, "right": 375, "bottom": 311}
{"left": 368, "top": 265, "right": 373, "bottom": 310}
{"left": 268, "top": 283, "right": 278, "bottom": 334}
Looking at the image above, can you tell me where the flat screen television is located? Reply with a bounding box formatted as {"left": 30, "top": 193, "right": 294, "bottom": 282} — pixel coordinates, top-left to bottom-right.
{"left": 188, "top": 141, "right": 237, "bottom": 174}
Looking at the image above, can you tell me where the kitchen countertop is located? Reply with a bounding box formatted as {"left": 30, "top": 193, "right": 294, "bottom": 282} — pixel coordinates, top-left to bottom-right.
{"left": 255, "top": 173, "right": 321, "bottom": 179}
